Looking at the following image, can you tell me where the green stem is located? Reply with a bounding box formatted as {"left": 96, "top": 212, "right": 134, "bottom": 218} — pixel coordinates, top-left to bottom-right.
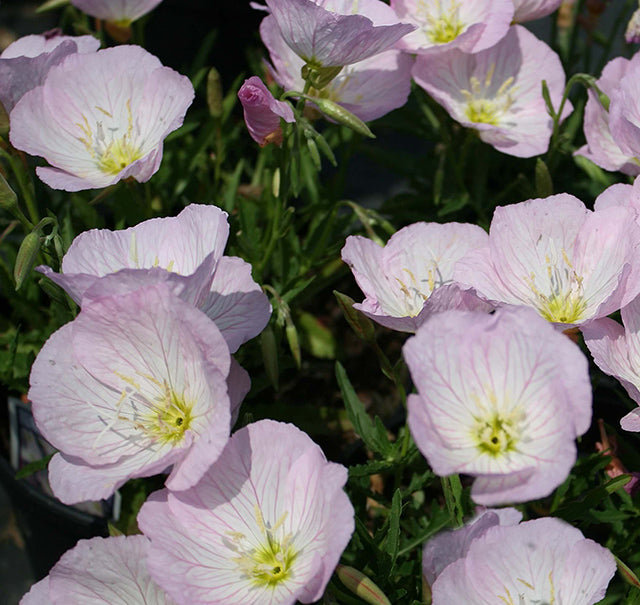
{"left": 441, "top": 475, "right": 464, "bottom": 528}
{"left": 0, "top": 148, "right": 38, "bottom": 225}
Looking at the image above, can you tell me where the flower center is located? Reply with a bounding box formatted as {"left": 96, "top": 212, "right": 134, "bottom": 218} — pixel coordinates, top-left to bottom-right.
{"left": 526, "top": 250, "right": 587, "bottom": 324}
{"left": 461, "top": 65, "right": 516, "bottom": 126}
{"left": 97, "top": 137, "right": 144, "bottom": 175}
{"left": 421, "top": 0, "right": 464, "bottom": 44}
{"left": 394, "top": 265, "right": 445, "bottom": 317}
{"left": 474, "top": 413, "right": 520, "bottom": 456}
{"left": 76, "top": 99, "right": 143, "bottom": 176}
{"left": 228, "top": 507, "right": 298, "bottom": 589}
{"left": 143, "top": 385, "right": 193, "bottom": 445}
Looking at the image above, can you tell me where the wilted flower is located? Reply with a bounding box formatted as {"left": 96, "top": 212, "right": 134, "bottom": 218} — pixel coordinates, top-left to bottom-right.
{"left": 454, "top": 194, "right": 640, "bottom": 327}
{"left": 423, "top": 508, "right": 521, "bottom": 586}
{"left": 10, "top": 45, "right": 194, "bottom": 191}
{"left": 430, "top": 518, "right": 616, "bottom": 604}
{"left": 138, "top": 420, "right": 354, "bottom": 605}
{"left": 583, "top": 296, "right": 640, "bottom": 432}
{"left": 0, "top": 31, "right": 99, "bottom": 113}
{"left": 21, "top": 536, "right": 175, "bottom": 604}
{"left": 38, "top": 204, "right": 271, "bottom": 353}
{"left": 29, "top": 284, "right": 242, "bottom": 504}
{"left": 574, "top": 56, "right": 640, "bottom": 175}
{"left": 412, "top": 25, "right": 568, "bottom": 157}
{"left": 341, "top": 221, "right": 490, "bottom": 333}
{"left": 238, "top": 76, "right": 295, "bottom": 146}
{"left": 391, "top": 0, "right": 513, "bottom": 55}
{"left": 404, "top": 306, "right": 592, "bottom": 505}
{"left": 512, "top": 0, "right": 563, "bottom": 22}
{"left": 263, "top": 0, "right": 414, "bottom": 69}
{"left": 70, "top": 0, "right": 163, "bottom": 25}
{"left": 260, "top": 14, "right": 414, "bottom": 122}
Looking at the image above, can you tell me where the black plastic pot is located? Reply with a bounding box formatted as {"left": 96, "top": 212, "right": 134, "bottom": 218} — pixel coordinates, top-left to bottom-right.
{"left": 0, "top": 456, "right": 108, "bottom": 580}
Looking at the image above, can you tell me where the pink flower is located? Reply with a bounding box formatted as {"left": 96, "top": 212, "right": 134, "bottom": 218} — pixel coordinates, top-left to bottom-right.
{"left": 582, "top": 296, "right": 640, "bottom": 432}
{"left": 404, "top": 306, "right": 592, "bottom": 505}
{"left": 454, "top": 194, "right": 640, "bottom": 327}
{"left": 264, "top": 0, "right": 414, "bottom": 68}
{"left": 0, "top": 31, "right": 99, "bottom": 113}
{"left": 607, "top": 54, "right": 640, "bottom": 165}
{"left": 29, "top": 284, "right": 243, "bottom": 504}
{"left": 390, "top": 0, "right": 513, "bottom": 55}
{"left": 512, "top": 0, "right": 563, "bottom": 22}
{"left": 138, "top": 420, "right": 354, "bottom": 605}
{"left": 238, "top": 76, "right": 295, "bottom": 146}
{"left": 574, "top": 56, "right": 640, "bottom": 175}
{"left": 70, "top": 0, "right": 163, "bottom": 25}
{"left": 341, "top": 222, "right": 490, "bottom": 333}
{"left": 10, "top": 45, "right": 194, "bottom": 191}
{"left": 423, "top": 508, "right": 521, "bottom": 586}
{"left": 430, "top": 518, "right": 616, "bottom": 604}
{"left": 20, "top": 536, "right": 175, "bottom": 604}
{"left": 38, "top": 204, "right": 271, "bottom": 353}
{"left": 260, "top": 13, "right": 414, "bottom": 122}
{"left": 412, "top": 25, "right": 569, "bottom": 157}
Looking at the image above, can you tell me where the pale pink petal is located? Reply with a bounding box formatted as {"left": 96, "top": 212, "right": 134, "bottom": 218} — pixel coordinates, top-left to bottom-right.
{"left": 70, "top": 0, "right": 163, "bottom": 23}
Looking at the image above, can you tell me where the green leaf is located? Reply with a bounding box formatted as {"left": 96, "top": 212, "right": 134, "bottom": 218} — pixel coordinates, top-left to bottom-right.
{"left": 383, "top": 490, "right": 402, "bottom": 575}
{"left": 298, "top": 311, "right": 336, "bottom": 359}
{"left": 335, "top": 361, "right": 392, "bottom": 456}
{"left": 15, "top": 453, "right": 54, "bottom": 479}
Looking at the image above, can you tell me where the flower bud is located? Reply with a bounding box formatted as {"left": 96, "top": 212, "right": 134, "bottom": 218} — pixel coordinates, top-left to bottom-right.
{"left": 14, "top": 231, "right": 41, "bottom": 290}
{"left": 238, "top": 76, "right": 295, "bottom": 147}
{"left": 336, "top": 565, "right": 391, "bottom": 605}
{"left": 308, "top": 97, "right": 374, "bottom": 138}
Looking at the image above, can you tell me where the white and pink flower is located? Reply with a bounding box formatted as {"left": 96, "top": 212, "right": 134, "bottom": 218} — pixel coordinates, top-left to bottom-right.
{"left": 263, "top": 0, "right": 414, "bottom": 68}
{"left": 404, "top": 306, "right": 592, "bottom": 505}
{"left": 260, "top": 13, "right": 414, "bottom": 122}
{"left": 430, "top": 518, "right": 616, "bottom": 604}
{"left": 454, "top": 194, "right": 640, "bottom": 327}
{"left": 341, "top": 221, "right": 490, "bottom": 332}
{"left": 582, "top": 296, "right": 640, "bottom": 432}
{"left": 10, "top": 45, "right": 194, "bottom": 191}
{"left": 70, "top": 0, "right": 164, "bottom": 25}
{"left": 21, "top": 536, "right": 174, "bottom": 604}
{"left": 29, "top": 284, "right": 244, "bottom": 504}
{"left": 412, "top": 25, "right": 568, "bottom": 157}
{"left": 0, "top": 31, "right": 99, "bottom": 113}
{"left": 38, "top": 204, "right": 271, "bottom": 353}
{"left": 391, "top": 0, "right": 513, "bottom": 55}
{"left": 138, "top": 420, "right": 354, "bottom": 605}
{"left": 512, "top": 0, "right": 563, "bottom": 22}
{"left": 575, "top": 56, "right": 640, "bottom": 175}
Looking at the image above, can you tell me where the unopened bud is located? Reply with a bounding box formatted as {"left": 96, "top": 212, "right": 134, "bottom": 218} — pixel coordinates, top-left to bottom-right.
{"left": 207, "top": 67, "right": 224, "bottom": 118}
{"left": 36, "top": 0, "right": 70, "bottom": 13}
{"left": 336, "top": 565, "right": 391, "bottom": 605}
{"left": 309, "top": 97, "right": 375, "bottom": 138}
{"left": 14, "top": 231, "right": 41, "bottom": 290}
{"left": 285, "top": 320, "right": 302, "bottom": 368}
{"left": 334, "top": 291, "right": 376, "bottom": 342}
